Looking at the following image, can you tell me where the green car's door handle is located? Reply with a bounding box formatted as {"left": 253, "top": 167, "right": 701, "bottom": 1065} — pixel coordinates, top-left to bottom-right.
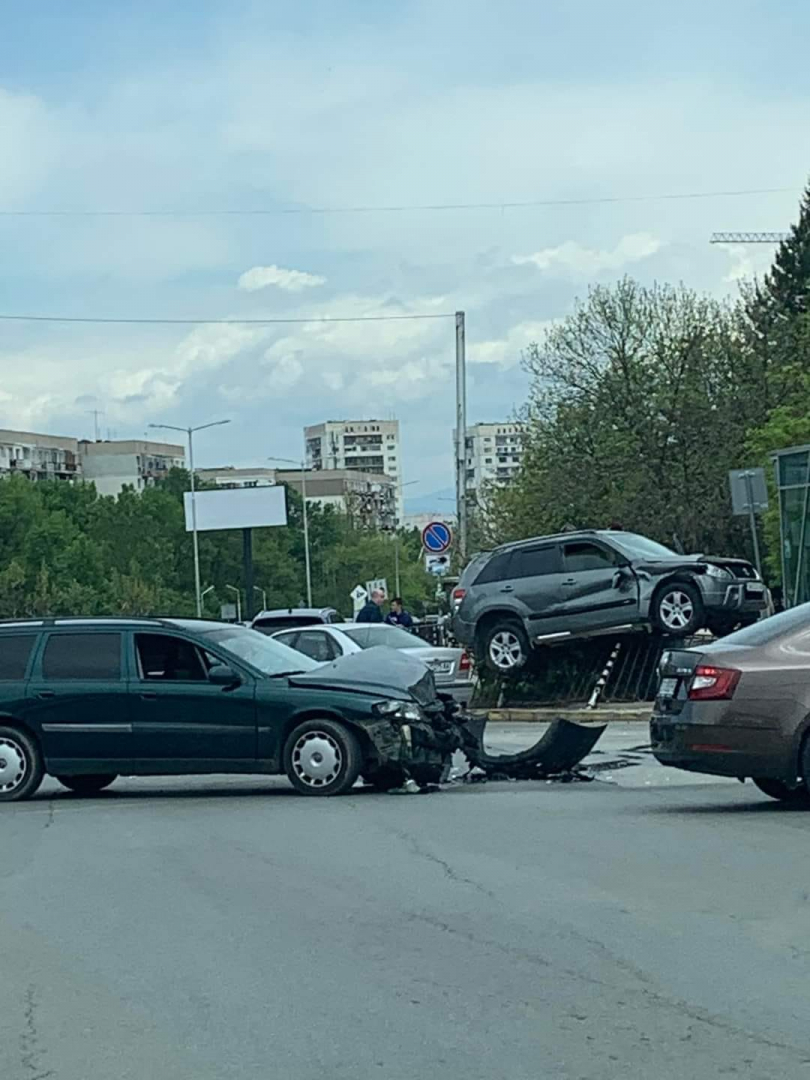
{"left": 140, "top": 692, "right": 158, "bottom": 701}
{"left": 37, "top": 691, "right": 56, "bottom": 699}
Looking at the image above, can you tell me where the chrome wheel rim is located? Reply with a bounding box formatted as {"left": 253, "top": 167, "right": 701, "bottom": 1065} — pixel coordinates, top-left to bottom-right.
{"left": 489, "top": 631, "right": 523, "bottom": 670}
{"left": 292, "top": 731, "right": 342, "bottom": 789}
{"left": 0, "top": 736, "right": 27, "bottom": 793}
{"left": 660, "top": 590, "right": 694, "bottom": 631}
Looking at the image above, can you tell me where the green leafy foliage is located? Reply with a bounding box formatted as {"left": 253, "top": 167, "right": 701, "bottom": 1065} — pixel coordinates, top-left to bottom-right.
{"left": 0, "top": 470, "right": 436, "bottom": 619}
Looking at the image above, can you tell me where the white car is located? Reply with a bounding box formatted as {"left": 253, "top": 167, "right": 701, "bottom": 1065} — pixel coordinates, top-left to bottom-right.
{"left": 271, "top": 622, "right": 475, "bottom": 706}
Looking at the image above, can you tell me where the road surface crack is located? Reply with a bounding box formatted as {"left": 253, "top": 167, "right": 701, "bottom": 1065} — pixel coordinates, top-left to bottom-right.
{"left": 19, "top": 985, "right": 53, "bottom": 1080}
{"left": 386, "top": 827, "right": 494, "bottom": 898}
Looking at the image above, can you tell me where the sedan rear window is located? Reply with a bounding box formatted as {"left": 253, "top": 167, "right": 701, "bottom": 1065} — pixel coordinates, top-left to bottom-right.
{"left": 342, "top": 625, "right": 428, "bottom": 650}
{"left": 253, "top": 616, "right": 322, "bottom": 633}
{"left": 0, "top": 634, "right": 36, "bottom": 680}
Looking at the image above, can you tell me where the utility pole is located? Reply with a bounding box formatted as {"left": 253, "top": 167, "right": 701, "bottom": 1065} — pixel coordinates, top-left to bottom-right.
{"left": 455, "top": 310, "right": 468, "bottom": 564}
{"left": 86, "top": 409, "right": 104, "bottom": 442}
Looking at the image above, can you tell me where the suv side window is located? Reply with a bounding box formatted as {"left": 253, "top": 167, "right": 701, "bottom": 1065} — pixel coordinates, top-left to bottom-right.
{"left": 562, "top": 542, "right": 618, "bottom": 572}
{"left": 0, "top": 634, "right": 37, "bottom": 680}
{"left": 135, "top": 634, "right": 207, "bottom": 681}
{"left": 510, "top": 546, "right": 561, "bottom": 578}
{"left": 474, "top": 552, "right": 514, "bottom": 585}
{"left": 42, "top": 633, "right": 122, "bottom": 681}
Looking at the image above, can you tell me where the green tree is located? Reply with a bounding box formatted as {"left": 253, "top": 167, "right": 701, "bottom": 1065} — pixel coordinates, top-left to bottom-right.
{"left": 491, "top": 279, "right": 755, "bottom": 556}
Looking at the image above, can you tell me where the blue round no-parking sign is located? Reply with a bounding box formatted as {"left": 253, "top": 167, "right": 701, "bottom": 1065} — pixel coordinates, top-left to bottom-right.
{"left": 422, "top": 521, "right": 453, "bottom": 554}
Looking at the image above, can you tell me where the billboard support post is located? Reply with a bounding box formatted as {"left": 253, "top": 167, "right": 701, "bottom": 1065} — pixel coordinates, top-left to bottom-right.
{"left": 243, "top": 528, "right": 255, "bottom": 622}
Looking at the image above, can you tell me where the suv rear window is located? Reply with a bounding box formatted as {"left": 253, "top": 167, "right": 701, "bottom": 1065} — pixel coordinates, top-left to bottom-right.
{"left": 42, "top": 633, "right": 122, "bottom": 681}
{"left": 474, "top": 552, "right": 514, "bottom": 585}
{"left": 510, "top": 546, "right": 560, "bottom": 578}
{"left": 0, "top": 634, "right": 36, "bottom": 680}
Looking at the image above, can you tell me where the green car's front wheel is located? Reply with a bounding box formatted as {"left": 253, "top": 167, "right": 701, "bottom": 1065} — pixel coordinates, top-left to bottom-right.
{"left": 284, "top": 719, "right": 362, "bottom": 796}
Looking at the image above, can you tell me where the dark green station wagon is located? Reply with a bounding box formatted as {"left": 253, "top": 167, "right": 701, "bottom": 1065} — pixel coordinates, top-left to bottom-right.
{"left": 0, "top": 617, "right": 463, "bottom": 802}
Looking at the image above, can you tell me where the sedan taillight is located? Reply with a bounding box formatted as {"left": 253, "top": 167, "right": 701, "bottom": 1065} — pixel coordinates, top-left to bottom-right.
{"left": 459, "top": 650, "right": 472, "bottom": 673}
{"left": 688, "top": 665, "right": 741, "bottom": 701}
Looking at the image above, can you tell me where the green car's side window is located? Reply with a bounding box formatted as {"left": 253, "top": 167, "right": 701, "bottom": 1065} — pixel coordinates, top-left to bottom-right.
{"left": 0, "top": 634, "right": 37, "bottom": 681}
{"left": 41, "top": 633, "right": 122, "bottom": 681}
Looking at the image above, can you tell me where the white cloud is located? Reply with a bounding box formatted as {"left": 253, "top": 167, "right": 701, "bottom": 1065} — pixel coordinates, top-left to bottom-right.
{"left": 237, "top": 265, "right": 327, "bottom": 293}
{"left": 468, "top": 320, "right": 557, "bottom": 368}
{"left": 512, "top": 233, "right": 663, "bottom": 277}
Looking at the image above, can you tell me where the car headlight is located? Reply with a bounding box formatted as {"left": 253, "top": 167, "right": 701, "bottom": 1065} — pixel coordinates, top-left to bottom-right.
{"left": 373, "top": 700, "right": 424, "bottom": 722}
{"left": 705, "top": 564, "right": 731, "bottom": 580}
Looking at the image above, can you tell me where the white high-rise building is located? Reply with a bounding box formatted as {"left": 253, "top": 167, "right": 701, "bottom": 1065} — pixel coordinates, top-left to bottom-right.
{"left": 455, "top": 422, "right": 526, "bottom": 498}
{"left": 0, "top": 429, "right": 81, "bottom": 481}
{"left": 305, "top": 419, "right": 403, "bottom": 523}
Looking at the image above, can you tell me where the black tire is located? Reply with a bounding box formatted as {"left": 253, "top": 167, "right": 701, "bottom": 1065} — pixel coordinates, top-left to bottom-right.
{"left": 752, "top": 778, "right": 810, "bottom": 805}
{"left": 56, "top": 774, "right": 118, "bottom": 795}
{"left": 653, "top": 580, "right": 705, "bottom": 637}
{"left": 481, "top": 620, "right": 530, "bottom": 674}
{"left": 0, "top": 725, "right": 44, "bottom": 803}
{"left": 284, "top": 718, "right": 362, "bottom": 796}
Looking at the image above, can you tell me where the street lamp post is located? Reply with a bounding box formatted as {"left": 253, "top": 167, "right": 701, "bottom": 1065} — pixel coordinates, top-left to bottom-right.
{"left": 225, "top": 584, "right": 242, "bottom": 623}
{"left": 149, "top": 419, "right": 230, "bottom": 617}
{"left": 269, "top": 455, "right": 312, "bottom": 607}
{"left": 253, "top": 585, "right": 267, "bottom": 612}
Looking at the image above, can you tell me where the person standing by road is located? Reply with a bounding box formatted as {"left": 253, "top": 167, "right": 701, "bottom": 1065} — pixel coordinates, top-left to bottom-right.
{"left": 356, "top": 589, "right": 385, "bottom": 623}
{"left": 386, "top": 597, "right": 414, "bottom": 628}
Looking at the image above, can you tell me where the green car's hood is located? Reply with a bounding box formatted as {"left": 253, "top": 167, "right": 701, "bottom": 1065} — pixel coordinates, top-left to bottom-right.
{"left": 287, "top": 646, "right": 437, "bottom": 706}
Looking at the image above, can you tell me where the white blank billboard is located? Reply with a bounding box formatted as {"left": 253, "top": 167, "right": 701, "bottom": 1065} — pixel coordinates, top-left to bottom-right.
{"left": 184, "top": 486, "right": 288, "bottom": 532}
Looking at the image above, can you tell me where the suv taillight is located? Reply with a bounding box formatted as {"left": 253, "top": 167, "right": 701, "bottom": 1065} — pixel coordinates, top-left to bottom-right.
{"left": 452, "top": 588, "right": 466, "bottom": 611}
{"left": 688, "top": 665, "right": 740, "bottom": 701}
{"left": 459, "top": 650, "right": 472, "bottom": 672}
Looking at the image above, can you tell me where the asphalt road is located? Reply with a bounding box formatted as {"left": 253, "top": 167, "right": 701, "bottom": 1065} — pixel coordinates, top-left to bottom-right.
{"left": 4, "top": 724, "right": 810, "bottom": 1080}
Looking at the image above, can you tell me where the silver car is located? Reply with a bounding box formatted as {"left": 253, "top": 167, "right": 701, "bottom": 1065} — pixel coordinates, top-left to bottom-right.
{"left": 271, "top": 622, "right": 475, "bottom": 706}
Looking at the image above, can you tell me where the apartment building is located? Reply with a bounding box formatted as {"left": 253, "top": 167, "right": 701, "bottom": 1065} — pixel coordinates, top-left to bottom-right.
{"left": 455, "top": 422, "right": 526, "bottom": 497}
{"left": 79, "top": 439, "right": 185, "bottom": 497}
{"left": 304, "top": 419, "right": 403, "bottom": 522}
{"left": 0, "top": 429, "right": 80, "bottom": 481}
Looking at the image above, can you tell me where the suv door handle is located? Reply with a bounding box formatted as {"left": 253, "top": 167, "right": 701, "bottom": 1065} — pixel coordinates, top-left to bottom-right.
{"left": 562, "top": 579, "right": 576, "bottom": 586}
{"left": 500, "top": 585, "right": 514, "bottom": 593}
{"left": 140, "top": 692, "right": 158, "bottom": 701}
{"left": 37, "top": 690, "right": 56, "bottom": 699}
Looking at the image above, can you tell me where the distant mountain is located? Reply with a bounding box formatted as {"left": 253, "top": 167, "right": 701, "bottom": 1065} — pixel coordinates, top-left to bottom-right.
{"left": 404, "top": 486, "right": 456, "bottom": 515}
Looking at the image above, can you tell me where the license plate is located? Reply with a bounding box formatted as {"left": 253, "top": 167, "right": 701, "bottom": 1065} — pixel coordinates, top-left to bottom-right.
{"left": 658, "top": 677, "right": 678, "bottom": 698}
{"left": 746, "top": 583, "right": 764, "bottom": 593}
{"left": 428, "top": 660, "right": 453, "bottom": 675}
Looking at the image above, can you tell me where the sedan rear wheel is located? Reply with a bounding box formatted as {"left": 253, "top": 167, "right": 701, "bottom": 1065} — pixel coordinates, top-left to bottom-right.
{"left": 284, "top": 718, "right": 362, "bottom": 796}
{"left": 752, "top": 778, "right": 810, "bottom": 805}
{"left": 0, "top": 726, "right": 44, "bottom": 803}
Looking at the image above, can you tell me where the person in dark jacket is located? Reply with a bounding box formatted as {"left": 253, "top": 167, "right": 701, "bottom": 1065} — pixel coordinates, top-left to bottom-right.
{"left": 386, "top": 597, "right": 414, "bottom": 628}
{"left": 356, "top": 589, "right": 385, "bottom": 623}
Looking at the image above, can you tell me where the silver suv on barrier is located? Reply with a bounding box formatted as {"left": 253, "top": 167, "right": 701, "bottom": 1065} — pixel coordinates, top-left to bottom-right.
{"left": 452, "top": 530, "right": 769, "bottom": 673}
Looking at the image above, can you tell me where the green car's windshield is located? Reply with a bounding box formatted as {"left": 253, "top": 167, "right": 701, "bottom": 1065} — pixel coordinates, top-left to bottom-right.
{"left": 202, "top": 626, "right": 320, "bottom": 676}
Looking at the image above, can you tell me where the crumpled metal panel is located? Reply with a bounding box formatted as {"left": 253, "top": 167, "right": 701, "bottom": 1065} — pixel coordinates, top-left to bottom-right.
{"left": 464, "top": 715, "right": 607, "bottom": 779}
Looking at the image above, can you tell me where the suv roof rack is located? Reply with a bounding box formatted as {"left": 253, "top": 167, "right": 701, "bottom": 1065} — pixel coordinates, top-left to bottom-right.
{"left": 494, "top": 528, "right": 600, "bottom": 551}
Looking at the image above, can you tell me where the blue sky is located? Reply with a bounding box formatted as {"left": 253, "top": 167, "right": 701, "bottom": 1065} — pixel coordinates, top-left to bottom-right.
{"left": 1, "top": 1, "right": 809, "bottom": 506}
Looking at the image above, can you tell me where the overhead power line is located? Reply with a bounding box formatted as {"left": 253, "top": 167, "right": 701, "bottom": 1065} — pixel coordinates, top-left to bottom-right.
{"left": 0, "top": 312, "right": 455, "bottom": 326}
{"left": 0, "top": 186, "right": 795, "bottom": 219}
